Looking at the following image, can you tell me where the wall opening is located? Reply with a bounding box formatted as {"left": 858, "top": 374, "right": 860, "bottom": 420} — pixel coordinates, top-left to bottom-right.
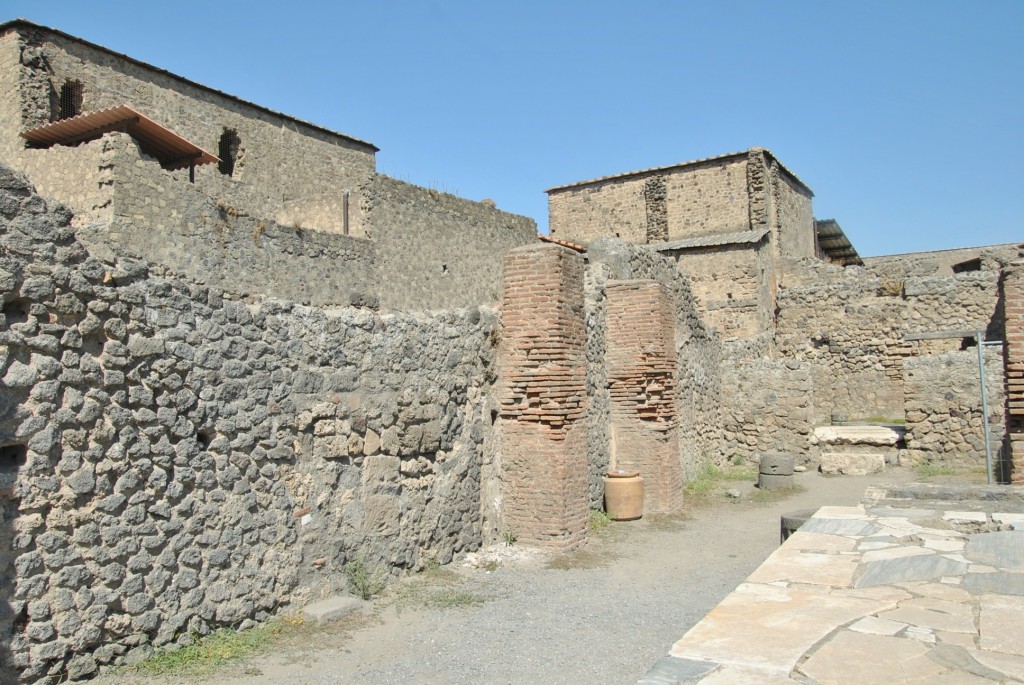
{"left": 58, "top": 79, "right": 84, "bottom": 120}
{"left": 218, "top": 129, "right": 241, "bottom": 177}
{"left": 0, "top": 445, "right": 26, "bottom": 474}
{"left": 952, "top": 258, "right": 982, "bottom": 274}
{"left": 2, "top": 299, "right": 30, "bottom": 325}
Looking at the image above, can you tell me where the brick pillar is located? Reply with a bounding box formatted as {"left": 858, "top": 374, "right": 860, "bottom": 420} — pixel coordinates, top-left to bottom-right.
{"left": 498, "top": 244, "right": 589, "bottom": 549}
{"left": 605, "top": 280, "right": 684, "bottom": 513}
{"left": 1004, "top": 262, "right": 1024, "bottom": 483}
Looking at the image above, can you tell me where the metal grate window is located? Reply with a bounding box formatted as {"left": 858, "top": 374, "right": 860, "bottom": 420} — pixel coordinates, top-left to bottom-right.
{"left": 218, "top": 129, "right": 241, "bottom": 176}
{"left": 58, "top": 79, "right": 83, "bottom": 120}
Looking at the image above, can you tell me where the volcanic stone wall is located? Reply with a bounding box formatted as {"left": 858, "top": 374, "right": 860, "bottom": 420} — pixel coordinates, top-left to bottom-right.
{"left": 775, "top": 259, "right": 1003, "bottom": 425}
{"left": 903, "top": 349, "right": 1006, "bottom": 468}
{"left": 497, "top": 244, "right": 589, "bottom": 549}
{"left": 0, "top": 164, "right": 498, "bottom": 683}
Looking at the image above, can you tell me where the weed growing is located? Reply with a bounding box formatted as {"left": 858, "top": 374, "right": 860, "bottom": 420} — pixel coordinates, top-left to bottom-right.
{"left": 345, "top": 555, "right": 387, "bottom": 600}
{"left": 125, "top": 620, "right": 295, "bottom": 677}
{"left": 391, "top": 565, "right": 488, "bottom": 613}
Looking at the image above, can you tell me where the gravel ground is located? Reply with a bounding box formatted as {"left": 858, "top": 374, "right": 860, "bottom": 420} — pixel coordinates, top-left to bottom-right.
{"left": 94, "top": 468, "right": 921, "bottom": 685}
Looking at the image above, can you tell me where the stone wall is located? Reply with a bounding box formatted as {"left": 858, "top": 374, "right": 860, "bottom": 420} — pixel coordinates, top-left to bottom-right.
{"left": 902, "top": 349, "right": 1006, "bottom": 468}
{"left": 3, "top": 23, "right": 377, "bottom": 236}
{"left": 16, "top": 137, "right": 114, "bottom": 228}
{"left": 775, "top": 259, "right": 1003, "bottom": 425}
{"left": 548, "top": 175, "right": 648, "bottom": 244}
{"left": 16, "top": 134, "right": 537, "bottom": 312}
{"left": 663, "top": 158, "right": 750, "bottom": 238}
{"left": 0, "top": 165, "right": 499, "bottom": 683}
{"left": 673, "top": 243, "right": 766, "bottom": 338}
{"left": 773, "top": 166, "right": 815, "bottom": 260}
{"left": 863, "top": 244, "right": 1020, "bottom": 279}
{"left": 365, "top": 176, "right": 537, "bottom": 310}
{"left": 720, "top": 356, "right": 814, "bottom": 463}
{"left": 547, "top": 156, "right": 752, "bottom": 246}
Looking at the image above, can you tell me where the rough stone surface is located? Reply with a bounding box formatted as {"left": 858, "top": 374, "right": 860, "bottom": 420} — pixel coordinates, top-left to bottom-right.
{"left": 820, "top": 452, "right": 885, "bottom": 476}
{"left": 0, "top": 167, "right": 502, "bottom": 681}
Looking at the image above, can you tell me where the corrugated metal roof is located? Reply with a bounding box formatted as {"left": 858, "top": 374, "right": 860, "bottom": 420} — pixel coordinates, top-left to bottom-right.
{"left": 650, "top": 228, "right": 769, "bottom": 252}
{"left": 545, "top": 147, "right": 813, "bottom": 196}
{"left": 21, "top": 105, "right": 220, "bottom": 170}
{"left": 814, "top": 219, "right": 863, "bottom": 266}
{"left": 2, "top": 18, "right": 379, "bottom": 153}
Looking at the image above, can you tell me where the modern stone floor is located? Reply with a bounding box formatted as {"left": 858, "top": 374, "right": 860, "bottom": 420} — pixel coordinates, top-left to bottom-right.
{"left": 640, "top": 484, "right": 1024, "bottom": 684}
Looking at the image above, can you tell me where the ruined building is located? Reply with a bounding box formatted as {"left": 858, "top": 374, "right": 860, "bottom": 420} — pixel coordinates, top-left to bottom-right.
{"left": 0, "top": 18, "right": 1022, "bottom": 684}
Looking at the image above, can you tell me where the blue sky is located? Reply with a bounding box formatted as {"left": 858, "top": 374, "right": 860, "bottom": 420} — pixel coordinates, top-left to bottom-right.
{"left": 3, "top": 1, "right": 1021, "bottom": 256}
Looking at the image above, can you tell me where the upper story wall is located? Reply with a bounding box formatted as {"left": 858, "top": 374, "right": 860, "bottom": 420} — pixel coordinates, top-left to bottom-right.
{"left": 547, "top": 149, "right": 816, "bottom": 260}
{"left": 1, "top": 22, "right": 378, "bottom": 236}
{"left": 547, "top": 156, "right": 752, "bottom": 245}
{"left": 366, "top": 176, "right": 538, "bottom": 310}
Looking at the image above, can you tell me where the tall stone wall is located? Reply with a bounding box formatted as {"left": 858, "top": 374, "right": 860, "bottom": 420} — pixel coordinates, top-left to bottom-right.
{"left": 547, "top": 156, "right": 752, "bottom": 246}
{"left": 0, "top": 165, "right": 498, "bottom": 683}
{"left": 31, "top": 133, "right": 379, "bottom": 309}
{"left": 365, "top": 176, "right": 537, "bottom": 310}
{"left": 3, "top": 24, "right": 377, "bottom": 236}
{"left": 497, "top": 245, "right": 589, "bottom": 549}
{"left": 773, "top": 166, "right": 815, "bottom": 260}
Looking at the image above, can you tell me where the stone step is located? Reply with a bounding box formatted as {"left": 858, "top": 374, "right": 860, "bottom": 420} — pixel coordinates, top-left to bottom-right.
{"left": 301, "top": 595, "right": 365, "bottom": 625}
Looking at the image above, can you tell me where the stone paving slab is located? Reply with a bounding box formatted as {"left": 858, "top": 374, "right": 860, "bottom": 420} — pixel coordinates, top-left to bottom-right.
{"left": 639, "top": 485, "right": 1024, "bottom": 685}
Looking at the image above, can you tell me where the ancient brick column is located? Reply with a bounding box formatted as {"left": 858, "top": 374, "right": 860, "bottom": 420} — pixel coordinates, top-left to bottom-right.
{"left": 1004, "top": 261, "right": 1024, "bottom": 483}
{"left": 498, "top": 244, "right": 589, "bottom": 548}
{"left": 605, "top": 280, "right": 684, "bottom": 513}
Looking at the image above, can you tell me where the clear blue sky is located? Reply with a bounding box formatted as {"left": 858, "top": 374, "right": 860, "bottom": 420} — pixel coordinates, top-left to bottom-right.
{"left": 3, "top": 1, "right": 1021, "bottom": 256}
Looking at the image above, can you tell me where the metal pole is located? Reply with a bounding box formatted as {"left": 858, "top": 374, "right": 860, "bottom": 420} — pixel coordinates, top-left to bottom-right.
{"left": 977, "top": 331, "right": 993, "bottom": 485}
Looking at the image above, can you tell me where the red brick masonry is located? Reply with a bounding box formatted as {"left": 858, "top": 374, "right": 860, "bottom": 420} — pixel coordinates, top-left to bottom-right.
{"left": 1003, "top": 261, "right": 1024, "bottom": 483}
{"left": 498, "top": 244, "right": 589, "bottom": 548}
{"left": 605, "top": 280, "right": 684, "bottom": 513}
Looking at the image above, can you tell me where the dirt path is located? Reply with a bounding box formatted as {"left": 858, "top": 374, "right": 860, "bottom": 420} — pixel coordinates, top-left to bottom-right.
{"left": 95, "top": 468, "right": 923, "bottom": 685}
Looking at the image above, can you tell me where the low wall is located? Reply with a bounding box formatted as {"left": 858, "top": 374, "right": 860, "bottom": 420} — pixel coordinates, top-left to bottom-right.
{"left": 0, "top": 164, "right": 497, "bottom": 682}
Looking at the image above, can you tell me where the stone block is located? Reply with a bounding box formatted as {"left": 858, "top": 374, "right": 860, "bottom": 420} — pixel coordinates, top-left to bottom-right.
{"left": 301, "top": 595, "right": 363, "bottom": 625}
{"left": 819, "top": 452, "right": 885, "bottom": 476}
{"left": 759, "top": 452, "right": 794, "bottom": 475}
{"left": 757, "top": 473, "right": 795, "bottom": 490}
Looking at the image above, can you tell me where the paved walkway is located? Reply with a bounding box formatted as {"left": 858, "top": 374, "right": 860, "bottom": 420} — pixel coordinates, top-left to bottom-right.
{"left": 640, "top": 484, "right": 1024, "bottom": 684}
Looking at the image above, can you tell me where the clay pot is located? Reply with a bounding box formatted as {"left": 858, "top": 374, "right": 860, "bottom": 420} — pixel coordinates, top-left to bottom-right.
{"left": 604, "top": 470, "right": 644, "bottom": 521}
